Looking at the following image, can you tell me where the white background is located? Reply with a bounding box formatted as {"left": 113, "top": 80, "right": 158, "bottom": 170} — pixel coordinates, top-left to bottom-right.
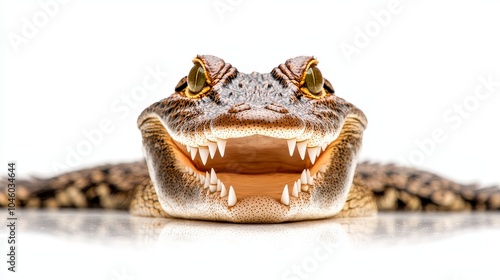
{"left": 1, "top": 0, "right": 499, "bottom": 187}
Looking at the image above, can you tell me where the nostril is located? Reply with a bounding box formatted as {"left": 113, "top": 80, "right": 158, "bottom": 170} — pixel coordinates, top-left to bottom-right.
{"left": 265, "top": 104, "right": 289, "bottom": 114}
{"left": 228, "top": 103, "right": 251, "bottom": 113}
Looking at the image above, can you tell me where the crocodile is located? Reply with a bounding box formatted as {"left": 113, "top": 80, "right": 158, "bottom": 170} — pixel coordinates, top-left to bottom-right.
{"left": 1, "top": 55, "right": 499, "bottom": 223}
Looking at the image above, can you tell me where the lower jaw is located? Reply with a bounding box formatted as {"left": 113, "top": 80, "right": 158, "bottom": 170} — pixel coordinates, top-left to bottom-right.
{"left": 160, "top": 142, "right": 350, "bottom": 223}
{"left": 143, "top": 130, "right": 358, "bottom": 222}
{"left": 193, "top": 193, "right": 341, "bottom": 223}
{"left": 163, "top": 178, "right": 347, "bottom": 224}
{"left": 150, "top": 157, "right": 355, "bottom": 223}
{"left": 159, "top": 165, "right": 352, "bottom": 223}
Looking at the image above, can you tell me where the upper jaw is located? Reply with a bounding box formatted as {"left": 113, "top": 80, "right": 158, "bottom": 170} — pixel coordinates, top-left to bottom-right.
{"left": 146, "top": 108, "right": 345, "bottom": 150}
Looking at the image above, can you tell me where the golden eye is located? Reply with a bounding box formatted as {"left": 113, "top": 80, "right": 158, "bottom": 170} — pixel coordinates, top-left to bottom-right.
{"left": 187, "top": 62, "right": 207, "bottom": 94}
{"left": 304, "top": 65, "right": 324, "bottom": 95}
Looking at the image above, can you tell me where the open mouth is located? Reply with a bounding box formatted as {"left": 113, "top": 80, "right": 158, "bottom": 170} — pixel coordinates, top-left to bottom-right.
{"left": 171, "top": 134, "right": 338, "bottom": 207}
{"left": 139, "top": 113, "right": 365, "bottom": 222}
{"left": 138, "top": 103, "right": 368, "bottom": 222}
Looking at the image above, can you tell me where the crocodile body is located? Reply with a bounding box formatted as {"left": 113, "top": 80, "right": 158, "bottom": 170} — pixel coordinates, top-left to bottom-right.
{"left": 1, "top": 55, "right": 499, "bottom": 223}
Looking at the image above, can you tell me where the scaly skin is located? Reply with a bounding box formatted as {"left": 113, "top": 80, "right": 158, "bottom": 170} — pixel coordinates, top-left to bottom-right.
{"left": 1, "top": 55, "right": 499, "bottom": 223}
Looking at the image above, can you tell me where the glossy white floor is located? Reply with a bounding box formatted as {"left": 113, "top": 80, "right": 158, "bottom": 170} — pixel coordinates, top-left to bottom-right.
{"left": 0, "top": 210, "right": 499, "bottom": 280}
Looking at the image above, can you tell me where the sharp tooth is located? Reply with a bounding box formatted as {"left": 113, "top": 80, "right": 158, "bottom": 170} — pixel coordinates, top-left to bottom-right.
{"left": 188, "top": 167, "right": 194, "bottom": 175}
{"left": 190, "top": 147, "right": 198, "bottom": 160}
{"left": 220, "top": 183, "right": 227, "bottom": 197}
{"left": 217, "top": 179, "right": 222, "bottom": 191}
{"left": 216, "top": 138, "right": 227, "bottom": 157}
{"left": 210, "top": 168, "right": 218, "bottom": 185}
{"left": 321, "top": 142, "right": 328, "bottom": 151}
{"left": 296, "top": 179, "right": 302, "bottom": 192}
{"left": 280, "top": 184, "right": 290, "bottom": 206}
{"left": 200, "top": 175, "right": 205, "bottom": 184}
{"left": 186, "top": 145, "right": 192, "bottom": 153}
{"left": 316, "top": 146, "right": 322, "bottom": 157}
{"left": 199, "top": 146, "right": 209, "bottom": 165}
{"left": 207, "top": 141, "right": 218, "bottom": 159}
{"left": 204, "top": 171, "right": 210, "bottom": 189}
{"left": 307, "top": 147, "right": 318, "bottom": 164}
{"left": 292, "top": 182, "right": 299, "bottom": 197}
{"left": 287, "top": 139, "right": 296, "bottom": 156}
{"left": 300, "top": 170, "right": 307, "bottom": 185}
{"left": 296, "top": 141, "right": 307, "bottom": 160}
{"left": 209, "top": 174, "right": 218, "bottom": 192}
{"left": 307, "top": 169, "right": 314, "bottom": 185}
{"left": 209, "top": 183, "right": 217, "bottom": 193}
{"left": 228, "top": 186, "right": 237, "bottom": 207}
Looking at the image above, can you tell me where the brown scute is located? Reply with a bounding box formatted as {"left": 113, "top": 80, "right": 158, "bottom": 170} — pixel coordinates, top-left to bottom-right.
{"left": 354, "top": 162, "right": 500, "bottom": 211}
{"left": 129, "top": 179, "right": 170, "bottom": 218}
{"left": 334, "top": 182, "right": 377, "bottom": 218}
{"left": 275, "top": 56, "right": 316, "bottom": 83}
{"left": 195, "top": 55, "right": 226, "bottom": 83}
{"left": 0, "top": 162, "right": 149, "bottom": 209}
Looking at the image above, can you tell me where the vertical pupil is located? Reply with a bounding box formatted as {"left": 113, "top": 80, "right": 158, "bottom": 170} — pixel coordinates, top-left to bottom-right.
{"left": 188, "top": 63, "right": 206, "bottom": 93}
{"left": 305, "top": 66, "right": 323, "bottom": 95}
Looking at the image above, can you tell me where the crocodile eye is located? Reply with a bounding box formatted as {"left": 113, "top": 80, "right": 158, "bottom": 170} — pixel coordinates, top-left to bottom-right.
{"left": 187, "top": 62, "right": 207, "bottom": 94}
{"left": 304, "top": 65, "right": 324, "bottom": 95}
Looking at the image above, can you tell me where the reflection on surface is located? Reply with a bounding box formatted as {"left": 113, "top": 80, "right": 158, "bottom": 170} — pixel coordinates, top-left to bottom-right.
{"left": 12, "top": 209, "right": 500, "bottom": 246}
{"left": 2, "top": 210, "right": 500, "bottom": 280}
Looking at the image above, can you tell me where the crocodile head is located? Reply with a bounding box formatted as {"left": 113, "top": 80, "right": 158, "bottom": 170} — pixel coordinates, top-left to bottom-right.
{"left": 137, "top": 55, "right": 367, "bottom": 223}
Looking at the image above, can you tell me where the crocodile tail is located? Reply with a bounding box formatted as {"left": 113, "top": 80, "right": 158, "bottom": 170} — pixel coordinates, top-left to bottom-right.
{"left": 0, "top": 162, "right": 149, "bottom": 209}
{"left": 354, "top": 162, "right": 500, "bottom": 211}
